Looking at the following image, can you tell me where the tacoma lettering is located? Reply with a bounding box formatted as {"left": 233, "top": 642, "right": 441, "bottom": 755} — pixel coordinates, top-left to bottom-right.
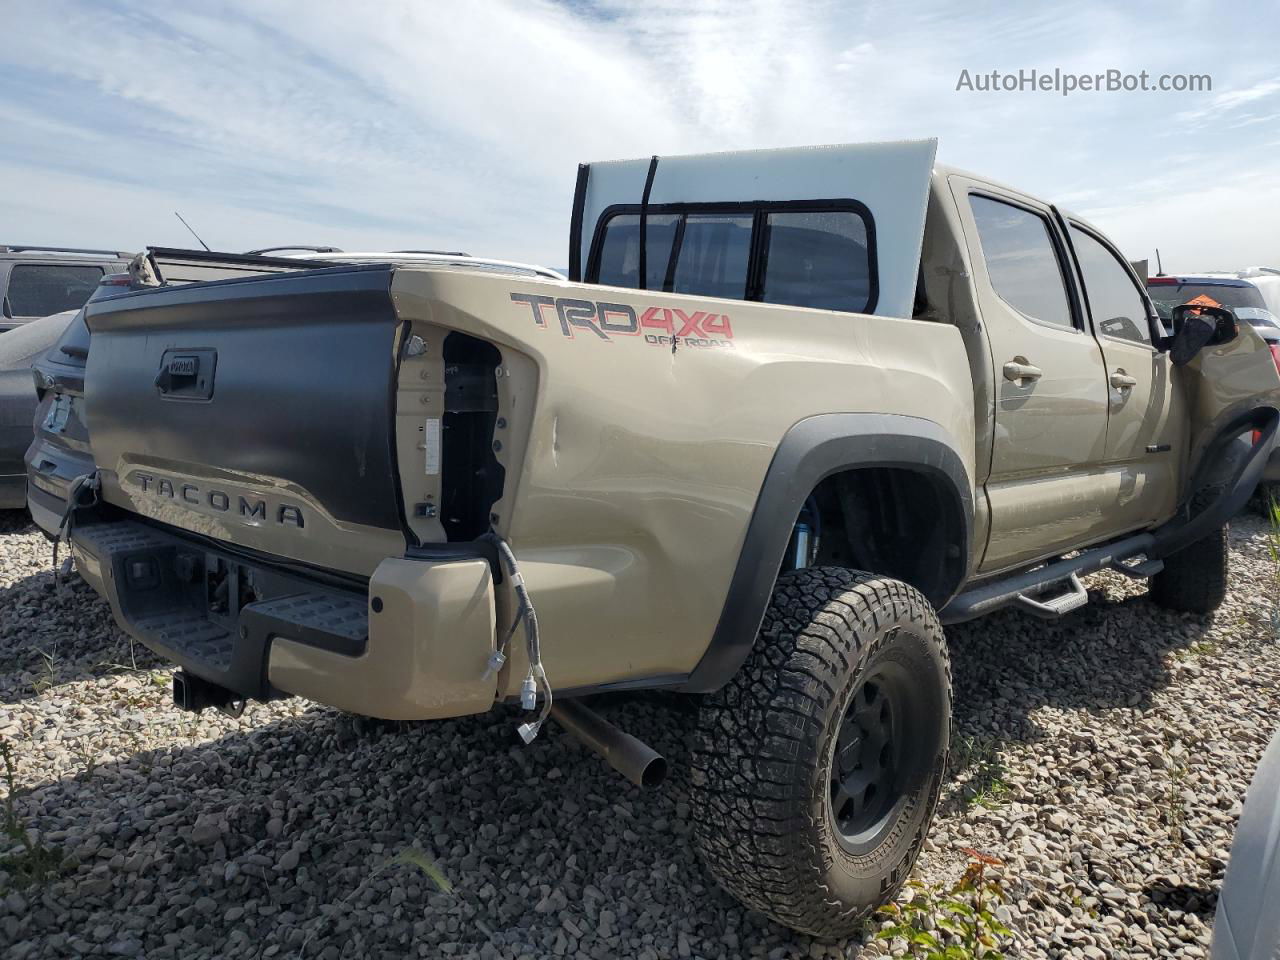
{"left": 132, "top": 473, "right": 304, "bottom": 528}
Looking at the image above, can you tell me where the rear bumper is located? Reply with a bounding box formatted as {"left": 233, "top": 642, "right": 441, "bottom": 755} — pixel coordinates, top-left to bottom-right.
{"left": 27, "top": 482, "right": 66, "bottom": 536}
{"left": 25, "top": 410, "right": 96, "bottom": 537}
{"left": 70, "top": 516, "right": 498, "bottom": 720}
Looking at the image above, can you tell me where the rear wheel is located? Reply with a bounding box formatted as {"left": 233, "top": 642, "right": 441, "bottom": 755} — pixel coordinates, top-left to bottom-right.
{"left": 689, "top": 567, "right": 951, "bottom": 937}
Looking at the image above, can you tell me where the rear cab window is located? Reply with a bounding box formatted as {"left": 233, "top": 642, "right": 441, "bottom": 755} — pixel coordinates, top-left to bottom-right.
{"left": 671, "top": 214, "right": 753, "bottom": 299}
{"left": 5, "top": 263, "right": 105, "bottom": 318}
{"left": 593, "top": 214, "right": 679, "bottom": 291}
{"left": 589, "top": 202, "right": 877, "bottom": 314}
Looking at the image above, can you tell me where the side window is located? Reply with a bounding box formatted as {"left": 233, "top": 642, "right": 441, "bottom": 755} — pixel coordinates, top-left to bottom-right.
{"left": 595, "top": 214, "right": 679, "bottom": 290}
{"left": 970, "top": 195, "right": 1074, "bottom": 330}
{"left": 671, "top": 214, "right": 752, "bottom": 299}
{"left": 5, "top": 264, "right": 104, "bottom": 317}
{"left": 760, "top": 211, "right": 872, "bottom": 312}
{"left": 1069, "top": 226, "right": 1152, "bottom": 345}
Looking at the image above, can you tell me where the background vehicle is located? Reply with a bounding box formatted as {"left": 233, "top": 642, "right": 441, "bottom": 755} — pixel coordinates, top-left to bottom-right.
{"left": 1212, "top": 725, "right": 1280, "bottom": 960}
{"left": 1209, "top": 268, "right": 1280, "bottom": 321}
{"left": 1147, "top": 274, "right": 1280, "bottom": 333}
{"left": 0, "top": 311, "right": 79, "bottom": 507}
{"left": 42, "top": 140, "right": 1280, "bottom": 937}
{"left": 1147, "top": 273, "right": 1280, "bottom": 484}
{"left": 0, "top": 245, "right": 131, "bottom": 333}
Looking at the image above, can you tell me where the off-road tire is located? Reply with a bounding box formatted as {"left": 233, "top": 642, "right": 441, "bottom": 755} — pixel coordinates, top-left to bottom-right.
{"left": 1149, "top": 524, "right": 1229, "bottom": 614}
{"left": 689, "top": 567, "right": 951, "bottom": 937}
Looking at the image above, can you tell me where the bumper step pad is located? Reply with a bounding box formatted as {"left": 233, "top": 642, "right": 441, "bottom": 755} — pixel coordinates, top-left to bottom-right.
{"left": 71, "top": 519, "right": 368, "bottom": 700}
{"left": 241, "top": 592, "right": 367, "bottom": 657}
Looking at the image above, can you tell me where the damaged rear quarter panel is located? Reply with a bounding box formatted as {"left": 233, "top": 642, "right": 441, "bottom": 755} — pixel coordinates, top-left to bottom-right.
{"left": 389, "top": 269, "right": 975, "bottom": 696}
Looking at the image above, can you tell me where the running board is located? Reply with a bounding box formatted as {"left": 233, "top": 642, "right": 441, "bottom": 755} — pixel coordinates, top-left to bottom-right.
{"left": 941, "top": 413, "right": 1277, "bottom": 626}
{"left": 1110, "top": 556, "right": 1164, "bottom": 579}
{"left": 1014, "top": 573, "right": 1088, "bottom": 619}
{"left": 940, "top": 533, "right": 1154, "bottom": 624}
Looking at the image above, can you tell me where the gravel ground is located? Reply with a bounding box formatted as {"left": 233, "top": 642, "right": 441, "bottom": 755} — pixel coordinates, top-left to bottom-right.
{"left": 1, "top": 507, "right": 1278, "bottom": 959}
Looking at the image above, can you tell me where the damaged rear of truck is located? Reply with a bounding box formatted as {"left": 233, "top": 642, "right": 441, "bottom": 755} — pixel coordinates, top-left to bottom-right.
{"left": 49, "top": 139, "right": 1280, "bottom": 936}
{"left": 69, "top": 253, "right": 976, "bottom": 717}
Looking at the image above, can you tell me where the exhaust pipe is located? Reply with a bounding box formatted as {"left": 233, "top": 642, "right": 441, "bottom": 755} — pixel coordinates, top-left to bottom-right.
{"left": 550, "top": 699, "right": 667, "bottom": 788}
{"left": 173, "top": 670, "right": 239, "bottom": 715}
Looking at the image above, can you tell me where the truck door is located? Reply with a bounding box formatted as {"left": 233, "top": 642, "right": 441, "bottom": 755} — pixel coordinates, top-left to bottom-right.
{"left": 1062, "top": 219, "right": 1183, "bottom": 529}
{"left": 948, "top": 176, "right": 1113, "bottom": 573}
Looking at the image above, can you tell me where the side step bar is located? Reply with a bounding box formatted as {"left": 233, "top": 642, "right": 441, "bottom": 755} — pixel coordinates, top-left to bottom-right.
{"left": 941, "top": 415, "right": 1277, "bottom": 625}
{"left": 1014, "top": 573, "right": 1088, "bottom": 619}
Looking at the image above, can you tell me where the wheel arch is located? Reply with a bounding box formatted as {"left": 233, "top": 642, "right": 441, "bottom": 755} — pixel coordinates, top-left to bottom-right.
{"left": 682, "top": 413, "right": 973, "bottom": 693}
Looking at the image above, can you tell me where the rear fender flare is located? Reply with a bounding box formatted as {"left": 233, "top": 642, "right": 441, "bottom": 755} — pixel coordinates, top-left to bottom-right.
{"left": 681, "top": 413, "right": 973, "bottom": 693}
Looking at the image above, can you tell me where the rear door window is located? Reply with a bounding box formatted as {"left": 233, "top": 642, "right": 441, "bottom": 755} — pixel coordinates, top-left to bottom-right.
{"left": 760, "top": 210, "right": 872, "bottom": 312}
{"left": 970, "top": 195, "right": 1074, "bottom": 330}
{"left": 5, "top": 264, "right": 104, "bottom": 317}
{"left": 1069, "top": 226, "right": 1152, "bottom": 345}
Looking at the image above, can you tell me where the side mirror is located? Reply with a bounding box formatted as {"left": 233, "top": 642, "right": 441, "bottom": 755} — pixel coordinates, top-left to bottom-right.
{"left": 1169, "top": 304, "right": 1237, "bottom": 366}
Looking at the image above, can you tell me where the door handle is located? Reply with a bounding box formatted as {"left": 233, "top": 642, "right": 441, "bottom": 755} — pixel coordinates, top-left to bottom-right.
{"left": 1003, "top": 359, "right": 1043, "bottom": 384}
{"left": 1110, "top": 371, "right": 1137, "bottom": 389}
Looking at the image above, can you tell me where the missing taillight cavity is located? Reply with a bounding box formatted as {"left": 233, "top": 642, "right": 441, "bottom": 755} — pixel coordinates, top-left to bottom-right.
{"left": 441, "top": 332, "right": 505, "bottom": 540}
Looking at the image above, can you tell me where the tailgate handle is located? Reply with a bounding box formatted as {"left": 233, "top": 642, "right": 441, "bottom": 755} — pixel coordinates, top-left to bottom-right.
{"left": 155, "top": 349, "right": 216, "bottom": 401}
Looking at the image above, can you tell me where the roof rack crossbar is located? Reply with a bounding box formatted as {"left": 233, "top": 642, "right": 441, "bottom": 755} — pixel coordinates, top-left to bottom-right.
{"left": 244, "top": 245, "right": 344, "bottom": 255}
{"left": 0, "top": 245, "right": 131, "bottom": 257}
{"left": 393, "top": 249, "right": 471, "bottom": 256}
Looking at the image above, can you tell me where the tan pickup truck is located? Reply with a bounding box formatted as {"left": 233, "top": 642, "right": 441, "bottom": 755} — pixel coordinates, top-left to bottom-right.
{"left": 30, "top": 139, "right": 1280, "bottom": 935}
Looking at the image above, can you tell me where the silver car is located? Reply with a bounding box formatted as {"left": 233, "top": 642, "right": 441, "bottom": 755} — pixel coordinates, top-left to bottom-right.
{"left": 1213, "top": 725, "right": 1280, "bottom": 960}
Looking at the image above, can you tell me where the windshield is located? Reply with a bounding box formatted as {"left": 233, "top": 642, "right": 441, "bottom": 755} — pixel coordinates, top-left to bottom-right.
{"left": 1146, "top": 280, "right": 1266, "bottom": 319}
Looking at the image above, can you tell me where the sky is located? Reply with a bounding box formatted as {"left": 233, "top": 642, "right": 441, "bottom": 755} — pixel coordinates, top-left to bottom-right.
{"left": 2, "top": 0, "right": 1277, "bottom": 274}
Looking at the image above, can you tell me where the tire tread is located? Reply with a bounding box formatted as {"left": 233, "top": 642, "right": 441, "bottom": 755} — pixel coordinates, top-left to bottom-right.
{"left": 689, "top": 567, "right": 950, "bottom": 936}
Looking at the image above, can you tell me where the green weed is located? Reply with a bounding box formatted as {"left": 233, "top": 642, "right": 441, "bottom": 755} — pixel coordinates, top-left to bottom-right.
{"left": 877, "top": 848, "right": 1013, "bottom": 959}
{"left": 0, "top": 739, "right": 65, "bottom": 887}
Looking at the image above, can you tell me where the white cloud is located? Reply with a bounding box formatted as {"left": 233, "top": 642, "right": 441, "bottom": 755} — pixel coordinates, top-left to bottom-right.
{"left": 1212, "top": 77, "right": 1280, "bottom": 110}
{"left": 0, "top": 0, "right": 1277, "bottom": 271}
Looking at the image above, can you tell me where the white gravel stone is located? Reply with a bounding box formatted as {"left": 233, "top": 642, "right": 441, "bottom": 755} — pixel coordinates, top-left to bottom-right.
{"left": 1, "top": 506, "right": 1277, "bottom": 958}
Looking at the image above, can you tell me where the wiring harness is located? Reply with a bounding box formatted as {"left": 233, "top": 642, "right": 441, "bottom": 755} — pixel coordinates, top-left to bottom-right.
{"left": 481, "top": 532, "right": 552, "bottom": 743}
{"left": 52, "top": 470, "right": 100, "bottom": 586}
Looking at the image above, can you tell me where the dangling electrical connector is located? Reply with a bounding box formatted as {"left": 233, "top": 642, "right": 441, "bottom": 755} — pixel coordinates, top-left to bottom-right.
{"left": 481, "top": 532, "right": 553, "bottom": 743}
{"left": 52, "top": 470, "right": 100, "bottom": 587}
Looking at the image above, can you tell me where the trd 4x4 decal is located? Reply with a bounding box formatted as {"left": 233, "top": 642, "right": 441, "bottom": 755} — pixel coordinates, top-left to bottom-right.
{"left": 510, "top": 293, "right": 733, "bottom": 348}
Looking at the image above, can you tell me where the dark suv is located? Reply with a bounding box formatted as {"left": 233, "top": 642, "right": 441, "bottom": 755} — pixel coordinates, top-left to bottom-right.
{"left": 0, "top": 246, "right": 133, "bottom": 508}
{"left": 0, "top": 246, "right": 132, "bottom": 333}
